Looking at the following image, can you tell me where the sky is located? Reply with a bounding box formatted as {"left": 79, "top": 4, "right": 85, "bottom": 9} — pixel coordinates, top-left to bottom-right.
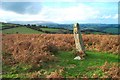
{"left": 0, "top": 0, "right": 119, "bottom": 24}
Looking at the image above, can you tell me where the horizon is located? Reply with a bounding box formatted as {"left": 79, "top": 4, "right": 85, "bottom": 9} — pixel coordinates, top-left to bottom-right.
{"left": 0, "top": 1, "right": 119, "bottom": 24}
{"left": 1, "top": 21, "right": 118, "bottom": 25}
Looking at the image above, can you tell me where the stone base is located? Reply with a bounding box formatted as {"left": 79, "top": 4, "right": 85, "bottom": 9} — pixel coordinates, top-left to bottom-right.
{"left": 74, "top": 56, "right": 81, "bottom": 60}
{"left": 74, "top": 50, "right": 85, "bottom": 58}
{"left": 74, "top": 56, "right": 84, "bottom": 60}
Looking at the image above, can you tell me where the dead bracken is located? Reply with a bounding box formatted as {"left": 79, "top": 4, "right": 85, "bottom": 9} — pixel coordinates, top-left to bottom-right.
{"left": 2, "top": 34, "right": 119, "bottom": 66}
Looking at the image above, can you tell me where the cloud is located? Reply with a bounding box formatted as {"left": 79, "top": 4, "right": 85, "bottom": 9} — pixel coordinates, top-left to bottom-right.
{"left": 0, "top": 3, "right": 100, "bottom": 23}
{"left": 113, "top": 14, "right": 118, "bottom": 19}
{"left": 101, "top": 14, "right": 118, "bottom": 19}
{"left": 101, "top": 15, "right": 112, "bottom": 19}
{"left": 1, "top": 2, "right": 42, "bottom": 14}
{"left": 0, "top": 2, "right": 118, "bottom": 24}
{"left": 0, "top": 8, "right": 44, "bottom": 21}
{"left": 39, "top": 3, "right": 100, "bottom": 23}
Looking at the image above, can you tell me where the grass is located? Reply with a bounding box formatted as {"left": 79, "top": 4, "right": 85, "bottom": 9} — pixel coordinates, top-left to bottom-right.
{"left": 2, "top": 50, "right": 119, "bottom": 78}
{"left": 55, "top": 51, "right": 119, "bottom": 77}
{"left": 2, "top": 27, "right": 43, "bottom": 34}
{"left": 1, "top": 23, "right": 17, "bottom": 28}
{"left": 0, "top": 23, "right": 2, "bottom": 29}
{"left": 103, "top": 28, "right": 118, "bottom": 34}
{"left": 41, "top": 28, "right": 60, "bottom": 32}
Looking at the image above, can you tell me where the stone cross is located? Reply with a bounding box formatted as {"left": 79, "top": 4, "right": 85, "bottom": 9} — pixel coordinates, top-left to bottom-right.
{"left": 73, "top": 23, "right": 85, "bottom": 59}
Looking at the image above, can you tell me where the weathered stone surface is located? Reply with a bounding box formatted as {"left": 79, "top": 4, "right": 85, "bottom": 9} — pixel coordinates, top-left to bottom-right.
{"left": 73, "top": 23, "right": 85, "bottom": 58}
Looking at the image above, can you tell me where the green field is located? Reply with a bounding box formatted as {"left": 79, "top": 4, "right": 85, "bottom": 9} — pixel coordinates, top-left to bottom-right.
{"left": 2, "top": 50, "right": 119, "bottom": 78}
{"left": 103, "top": 28, "right": 118, "bottom": 34}
{"left": 0, "top": 23, "right": 2, "bottom": 29}
{"left": 2, "top": 27, "right": 43, "bottom": 34}
{"left": 2, "top": 23, "right": 17, "bottom": 28}
{"left": 41, "top": 28, "right": 60, "bottom": 32}
{"left": 2, "top": 27, "right": 68, "bottom": 34}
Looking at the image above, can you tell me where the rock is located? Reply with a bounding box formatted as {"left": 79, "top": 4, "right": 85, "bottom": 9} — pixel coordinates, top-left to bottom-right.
{"left": 73, "top": 23, "right": 86, "bottom": 57}
{"left": 74, "top": 56, "right": 82, "bottom": 60}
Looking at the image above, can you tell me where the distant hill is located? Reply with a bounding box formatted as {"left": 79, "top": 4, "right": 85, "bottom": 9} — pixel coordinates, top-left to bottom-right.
{"left": 7, "top": 21, "right": 58, "bottom": 25}
{"left": 1, "top": 21, "right": 119, "bottom": 35}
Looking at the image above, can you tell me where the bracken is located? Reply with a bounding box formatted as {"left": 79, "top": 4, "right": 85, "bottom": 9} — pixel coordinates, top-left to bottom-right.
{"left": 2, "top": 34, "right": 119, "bottom": 66}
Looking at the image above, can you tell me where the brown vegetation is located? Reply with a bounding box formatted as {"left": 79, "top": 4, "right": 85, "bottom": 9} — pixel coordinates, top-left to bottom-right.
{"left": 99, "top": 62, "right": 119, "bottom": 78}
{"left": 2, "top": 34, "right": 119, "bottom": 66}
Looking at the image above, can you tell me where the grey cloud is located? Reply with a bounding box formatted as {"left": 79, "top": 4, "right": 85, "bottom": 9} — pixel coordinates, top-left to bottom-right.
{"left": 1, "top": 2, "right": 42, "bottom": 14}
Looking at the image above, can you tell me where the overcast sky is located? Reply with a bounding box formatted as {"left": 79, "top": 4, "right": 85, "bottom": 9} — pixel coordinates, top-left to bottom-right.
{"left": 0, "top": 0, "right": 119, "bottom": 24}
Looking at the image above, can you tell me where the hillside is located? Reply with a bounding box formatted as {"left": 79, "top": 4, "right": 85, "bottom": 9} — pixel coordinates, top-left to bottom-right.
{"left": 1, "top": 22, "right": 119, "bottom": 35}
{"left": 1, "top": 22, "right": 72, "bottom": 34}
{"left": 2, "top": 34, "right": 119, "bottom": 78}
{"left": 2, "top": 27, "right": 43, "bottom": 34}
{"left": 2, "top": 50, "right": 119, "bottom": 78}
{"left": 1, "top": 22, "right": 119, "bottom": 78}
